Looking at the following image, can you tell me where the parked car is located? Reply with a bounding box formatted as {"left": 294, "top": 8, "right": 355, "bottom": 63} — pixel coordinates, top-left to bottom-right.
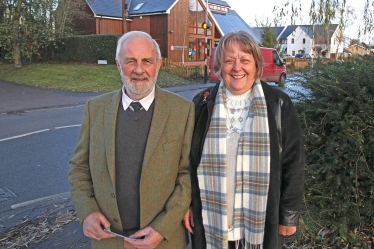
{"left": 295, "top": 53, "right": 312, "bottom": 59}
{"left": 282, "top": 54, "right": 293, "bottom": 59}
{"left": 209, "top": 47, "right": 287, "bottom": 86}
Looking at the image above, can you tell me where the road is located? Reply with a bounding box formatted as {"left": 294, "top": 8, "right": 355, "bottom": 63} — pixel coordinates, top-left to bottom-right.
{"left": 0, "top": 106, "right": 83, "bottom": 212}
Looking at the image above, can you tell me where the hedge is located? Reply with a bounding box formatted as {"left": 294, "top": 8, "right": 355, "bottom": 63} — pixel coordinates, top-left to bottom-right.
{"left": 50, "top": 34, "right": 121, "bottom": 64}
{"left": 289, "top": 56, "right": 374, "bottom": 248}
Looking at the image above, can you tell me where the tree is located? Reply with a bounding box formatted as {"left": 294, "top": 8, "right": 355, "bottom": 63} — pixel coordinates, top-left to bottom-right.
{"left": 261, "top": 27, "right": 278, "bottom": 49}
{"left": 54, "top": 0, "right": 91, "bottom": 38}
{"left": 254, "top": 17, "right": 282, "bottom": 52}
{"left": 274, "top": 1, "right": 374, "bottom": 36}
{"left": 273, "top": 1, "right": 373, "bottom": 59}
{"left": 0, "top": 0, "right": 88, "bottom": 67}
{"left": 350, "top": 39, "right": 360, "bottom": 45}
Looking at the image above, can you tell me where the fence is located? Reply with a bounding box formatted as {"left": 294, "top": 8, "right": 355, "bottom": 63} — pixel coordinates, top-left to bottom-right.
{"left": 284, "top": 57, "right": 333, "bottom": 70}
{"left": 161, "top": 58, "right": 204, "bottom": 79}
{"left": 284, "top": 58, "right": 311, "bottom": 69}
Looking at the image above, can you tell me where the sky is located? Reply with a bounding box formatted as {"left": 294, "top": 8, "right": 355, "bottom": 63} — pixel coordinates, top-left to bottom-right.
{"left": 224, "top": 0, "right": 373, "bottom": 45}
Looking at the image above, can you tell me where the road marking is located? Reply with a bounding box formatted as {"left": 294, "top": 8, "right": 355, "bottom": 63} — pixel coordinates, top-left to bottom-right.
{"left": 25, "top": 105, "right": 84, "bottom": 113}
{"left": 11, "top": 192, "right": 70, "bottom": 209}
{"left": 55, "top": 124, "right": 81, "bottom": 129}
{"left": 0, "top": 129, "right": 50, "bottom": 142}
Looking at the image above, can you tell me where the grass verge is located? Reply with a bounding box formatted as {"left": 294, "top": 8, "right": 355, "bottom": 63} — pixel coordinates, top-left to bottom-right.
{"left": 0, "top": 63, "right": 203, "bottom": 92}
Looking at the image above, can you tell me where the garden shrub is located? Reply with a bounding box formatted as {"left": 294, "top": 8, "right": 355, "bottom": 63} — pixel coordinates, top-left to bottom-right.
{"left": 290, "top": 56, "right": 374, "bottom": 248}
{"left": 50, "top": 34, "right": 120, "bottom": 64}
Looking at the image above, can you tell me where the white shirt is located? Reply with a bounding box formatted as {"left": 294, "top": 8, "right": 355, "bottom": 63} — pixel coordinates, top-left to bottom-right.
{"left": 121, "top": 86, "right": 155, "bottom": 111}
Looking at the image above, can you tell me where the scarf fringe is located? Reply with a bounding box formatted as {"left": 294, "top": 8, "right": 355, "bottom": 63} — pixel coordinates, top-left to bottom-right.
{"left": 233, "top": 239, "right": 262, "bottom": 249}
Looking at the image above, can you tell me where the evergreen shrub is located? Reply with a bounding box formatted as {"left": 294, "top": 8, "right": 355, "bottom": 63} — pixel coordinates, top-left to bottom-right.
{"left": 51, "top": 34, "right": 120, "bottom": 64}
{"left": 290, "top": 56, "right": 374, "bottom": 248}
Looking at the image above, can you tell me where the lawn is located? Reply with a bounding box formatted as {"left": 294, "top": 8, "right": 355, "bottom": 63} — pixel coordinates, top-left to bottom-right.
{"left": 0, "top": 63, "right": 202, "bottom": 92}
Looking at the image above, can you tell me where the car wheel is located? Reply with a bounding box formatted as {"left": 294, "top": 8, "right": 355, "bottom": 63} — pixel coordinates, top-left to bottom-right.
{"left": 278, "top": 73, "right": 286, "bottom": 87}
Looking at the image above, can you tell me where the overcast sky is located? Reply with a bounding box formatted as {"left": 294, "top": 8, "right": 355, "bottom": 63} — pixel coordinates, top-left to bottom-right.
{"left": 224, "top": 0, "right": 373, "bottom": 44}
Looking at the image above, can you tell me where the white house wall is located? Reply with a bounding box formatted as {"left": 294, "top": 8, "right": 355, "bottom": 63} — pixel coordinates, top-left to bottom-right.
{"left": 286, "top": 27, "right": 312, "bottom": 56}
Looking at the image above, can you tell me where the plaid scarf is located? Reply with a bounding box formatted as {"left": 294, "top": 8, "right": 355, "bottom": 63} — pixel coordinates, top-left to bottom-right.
{"left": 197, "top": 80, "right": 270, "bottom": 249}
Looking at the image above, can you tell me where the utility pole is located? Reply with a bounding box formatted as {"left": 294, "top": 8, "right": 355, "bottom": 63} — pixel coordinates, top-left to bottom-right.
{"left": 204, "top": 0, "right": 209, "bottom": 83}
{"left": 122, "top": 0, "right": 127, "bottom": 33}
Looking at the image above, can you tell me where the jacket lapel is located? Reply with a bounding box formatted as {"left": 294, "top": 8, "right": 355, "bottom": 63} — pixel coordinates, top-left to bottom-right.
{"left": 104, "top": 90, "right": 122, "bottom": 189}
{"left": 142, "top": 86, "right": 169, "bottom": 171}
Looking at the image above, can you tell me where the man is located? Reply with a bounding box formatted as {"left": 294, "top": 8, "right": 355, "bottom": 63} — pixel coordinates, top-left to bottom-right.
{"left": 69, "top": 31, "right": 194, "bottom": 249}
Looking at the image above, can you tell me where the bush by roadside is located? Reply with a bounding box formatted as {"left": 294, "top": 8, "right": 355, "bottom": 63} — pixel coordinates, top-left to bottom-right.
{"left": 289, "top": 56, "right": 374, "bottom": 248}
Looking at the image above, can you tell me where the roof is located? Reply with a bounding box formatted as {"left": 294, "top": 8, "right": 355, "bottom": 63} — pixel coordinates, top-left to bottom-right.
{"left": 252, "top": 26, "right": 285, "bottom": 40}
{"left": 299, "top": 26, "right": 314, "bottom": 38}
{"left": 86, "top": 0, "right": 122, "bottom": 18}
{"left": 208, "top": 0, "right": 230, "bottom": 8}
{"left": 128, "top": 0, "right": 176, "bottom": 15}
{"left": 346, "top": 44, "right": 371, "bottom": 51}
{"left": 254, "top": 24, "right": 340, "bottom": 41}
{"left": 212, "top": 10, "right": 261, "bottom": 43}
{"left": 85, "top": 0, "right": 176, "bottom": 17}
{"left": 279, "top": 25, "right": 296, "bottom": 39}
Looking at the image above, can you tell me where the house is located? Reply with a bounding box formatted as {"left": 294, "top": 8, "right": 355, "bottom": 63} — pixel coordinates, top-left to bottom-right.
{"left": 77, "top": 0, "right": 260, "bottom": 64}
{"left": 253, "top": 24, "right": 343, "bottom": 59}
{"left": 344, "top": 44, "right": 372, "bottom": 56}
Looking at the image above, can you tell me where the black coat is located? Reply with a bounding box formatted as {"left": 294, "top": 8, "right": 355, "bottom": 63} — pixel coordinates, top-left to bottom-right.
{"left": 190, "top": 82, "right": 305, "bottom": 249}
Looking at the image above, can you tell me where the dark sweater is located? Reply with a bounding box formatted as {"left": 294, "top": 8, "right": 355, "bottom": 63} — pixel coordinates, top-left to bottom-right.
{"left": 115, "top": 101, "right": 154, "bottom": 235}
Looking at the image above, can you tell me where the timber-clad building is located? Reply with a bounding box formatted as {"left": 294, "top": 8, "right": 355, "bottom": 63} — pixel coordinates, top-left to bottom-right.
{"left": 77, "top": 0, "right": 260, "bottom": 64}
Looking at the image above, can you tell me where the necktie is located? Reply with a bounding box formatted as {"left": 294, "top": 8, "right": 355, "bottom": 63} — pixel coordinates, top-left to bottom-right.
{"left": 130, "top": 102, "right": 142, "bottom": 112}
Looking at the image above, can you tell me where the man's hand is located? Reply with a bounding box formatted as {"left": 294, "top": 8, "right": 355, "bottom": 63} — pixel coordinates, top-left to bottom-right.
{"left": 278, "top": 225, "right": 297, "bottom": 236}
{"left": 82, "top": 212, "right": 115, "bottom": 240}
{"left": 183, "top": 206, "right": 194, "bottom": 233}
{"left": 125, "top": 226, "right": 163, "bottom": 249}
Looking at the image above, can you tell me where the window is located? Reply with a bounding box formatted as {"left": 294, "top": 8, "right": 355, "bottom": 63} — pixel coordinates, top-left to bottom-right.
{"left": 291, "top": 38, "right": 294, "bottom": 44}
{"left": 189, "top": 0, "right": 211, "bottom": 36}
{"left": 303, "top": 38, "right": 306, "bottom": 44}
{"left": 133, "top": 2, "right": 145, "bottom": 10}
{"left": 273, "top": 51, "right": 282, "bottom": 65}
{"left": 292, "top": 51, "right": 295, "bottom": 56}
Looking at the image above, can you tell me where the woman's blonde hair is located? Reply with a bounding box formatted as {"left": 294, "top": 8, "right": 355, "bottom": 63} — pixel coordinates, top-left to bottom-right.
{"left": 213, "top": 30, "right": 264, "bottom": 80}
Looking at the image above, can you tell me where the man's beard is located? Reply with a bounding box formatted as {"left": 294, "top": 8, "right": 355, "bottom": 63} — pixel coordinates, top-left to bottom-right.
{"left": 120, "top": 69, "right": 158, "bottom": 98}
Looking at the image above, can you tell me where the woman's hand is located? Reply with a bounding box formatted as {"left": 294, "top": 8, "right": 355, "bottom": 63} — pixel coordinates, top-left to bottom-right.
{"left": 182, "top": 207, "right": 194, "bottom": 233}
{"left": 278, "top": 225, "right": 296, "bottom": 236}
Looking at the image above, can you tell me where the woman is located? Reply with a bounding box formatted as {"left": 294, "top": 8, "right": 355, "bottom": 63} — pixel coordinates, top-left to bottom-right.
{"left": 183, "top": 30, "right": 305, "bottom": 249}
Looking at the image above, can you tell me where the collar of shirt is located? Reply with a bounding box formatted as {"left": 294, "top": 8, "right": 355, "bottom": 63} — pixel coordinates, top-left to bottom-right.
{"left": 121, "top": 86, "right": 155, "bottom": 111}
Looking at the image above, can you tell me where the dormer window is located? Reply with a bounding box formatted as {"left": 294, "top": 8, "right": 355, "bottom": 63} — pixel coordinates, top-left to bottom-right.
{"left": 133, "top": 2, "right": 145, "bottom": 11}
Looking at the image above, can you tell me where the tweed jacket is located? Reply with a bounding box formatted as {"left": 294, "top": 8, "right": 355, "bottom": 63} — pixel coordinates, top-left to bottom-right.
{"left": 190, "top": 82, "right": 305, "bottom": 249}
{"left": 69, "top": 86, "right": 194, "bottom": 249}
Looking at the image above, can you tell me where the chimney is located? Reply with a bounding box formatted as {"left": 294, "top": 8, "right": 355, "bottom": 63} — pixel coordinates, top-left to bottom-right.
{"left": 122, "top": 0, "right": 127, "bottom": 33}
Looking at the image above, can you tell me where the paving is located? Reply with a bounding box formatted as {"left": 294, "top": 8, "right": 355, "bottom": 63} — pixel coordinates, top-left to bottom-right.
{"left": 0, "top": 80, "right": 214, "bottom": 248}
